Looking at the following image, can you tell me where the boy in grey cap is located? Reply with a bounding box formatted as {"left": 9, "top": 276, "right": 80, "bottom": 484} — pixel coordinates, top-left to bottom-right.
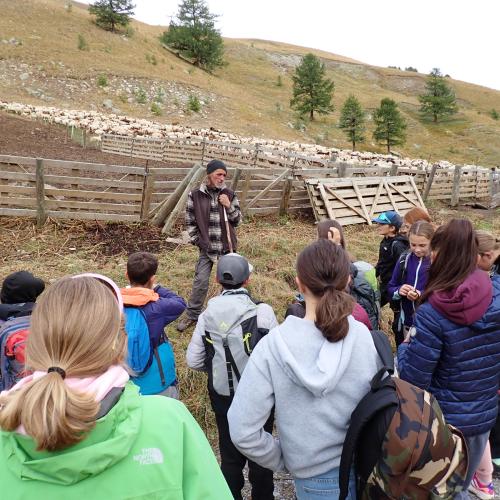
{"left": 186, "top": 253, "right": 277, "bottom": 500}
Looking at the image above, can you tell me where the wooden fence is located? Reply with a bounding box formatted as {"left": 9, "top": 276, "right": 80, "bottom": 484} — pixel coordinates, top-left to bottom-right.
{"left": 0, "top": 150, "right": 497, "bottom": 226}
{"left": 0, "top": 155, "right": 317, "bottom": 224}
{"left": 101, "top": 134, "right": 495, "bottom": 204}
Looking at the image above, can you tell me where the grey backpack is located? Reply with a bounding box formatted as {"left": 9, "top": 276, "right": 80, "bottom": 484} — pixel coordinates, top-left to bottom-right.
{"left": 202, "top": 290, "right": 268, "bottom": 397}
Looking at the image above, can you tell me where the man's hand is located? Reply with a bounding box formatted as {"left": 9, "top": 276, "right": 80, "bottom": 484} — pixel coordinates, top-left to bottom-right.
{"left": 218, "top": 194, "right": 231, "bottom": 208}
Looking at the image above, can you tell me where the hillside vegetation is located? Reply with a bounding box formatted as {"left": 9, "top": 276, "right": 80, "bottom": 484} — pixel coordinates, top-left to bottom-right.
{"left": 1, "top": 0, "right": 500, "bottom": 166}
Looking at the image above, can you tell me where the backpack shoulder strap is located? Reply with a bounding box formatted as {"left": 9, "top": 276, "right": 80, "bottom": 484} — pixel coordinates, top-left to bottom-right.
{"left": 338, "top": 381, "right": 398, "bottom": 499}
{"left": 370, "top": 330, "right": 394, "bottom": 374}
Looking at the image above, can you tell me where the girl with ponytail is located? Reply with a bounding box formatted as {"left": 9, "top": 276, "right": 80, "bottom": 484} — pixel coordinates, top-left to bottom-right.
{"left": 228, "top": 240, "right": 381, "bottom": 499}
{"left": 0, "top": 276, "right": 231, "bottom": 499}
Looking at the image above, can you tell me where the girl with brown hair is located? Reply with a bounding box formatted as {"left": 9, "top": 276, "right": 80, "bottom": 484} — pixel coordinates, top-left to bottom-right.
{"left": 0, "top": 276, "right": 231, "bottom": 499}
{"left": 228, "top": 240, "right": 380, "bottom": 499}
{"left": 398, "top": 219, "right": 500, "bottom": 499}
{"left": 387, "top": 220, "right": 434, "bottom": 346}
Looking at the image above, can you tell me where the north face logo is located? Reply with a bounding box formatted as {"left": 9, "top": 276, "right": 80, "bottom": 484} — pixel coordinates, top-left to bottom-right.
{"left": 133, "top": 448, "right": 164, "bottom": 465}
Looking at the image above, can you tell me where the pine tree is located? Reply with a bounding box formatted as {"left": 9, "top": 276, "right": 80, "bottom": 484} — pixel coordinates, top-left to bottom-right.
{"left": 373, "top": 98, "right": 407, "bottom": 154}
{"left": 89, "top": 0, "right": 135, "bottom": 33}
{"left": 290, "top": 53, "right": 334, "bottom": 121}
{"left": 419, "top": 68, "right": 458, "bottom": 122}
{"left": 338, "top": 95, "right": 365, "bottom": 150}
{"left": 161, "top": 0, "right": 224, "bottom": 72}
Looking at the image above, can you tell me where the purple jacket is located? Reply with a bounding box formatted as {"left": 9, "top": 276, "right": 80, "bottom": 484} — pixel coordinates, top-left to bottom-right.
{"left": 388, "top": 252, "right": 431, "bottom": 327}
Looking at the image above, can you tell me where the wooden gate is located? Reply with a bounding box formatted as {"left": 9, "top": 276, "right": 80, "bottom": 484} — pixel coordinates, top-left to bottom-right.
{"left": 305, "top": 175, "right": 425, "bottom": 225}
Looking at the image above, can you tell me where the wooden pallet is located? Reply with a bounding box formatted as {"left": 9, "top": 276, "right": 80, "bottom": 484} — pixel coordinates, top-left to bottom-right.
{"left": 305, "top": 176, "right": 426, "bottom": 225}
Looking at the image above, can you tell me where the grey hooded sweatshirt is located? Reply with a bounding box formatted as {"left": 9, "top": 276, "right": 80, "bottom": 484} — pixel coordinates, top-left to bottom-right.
{"left": 227, "top": 314, "right": 381, "bottom": 479}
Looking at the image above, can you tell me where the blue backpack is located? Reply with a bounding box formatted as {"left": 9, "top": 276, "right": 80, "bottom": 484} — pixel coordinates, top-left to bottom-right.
{"left": 123, "top": 306, "right": 176, "bottom": 395}
{"left": 123, "top": 306, "right": 153, "bottom": 374}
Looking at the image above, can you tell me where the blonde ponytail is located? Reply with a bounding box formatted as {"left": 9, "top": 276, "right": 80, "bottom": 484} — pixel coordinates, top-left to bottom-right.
{"left": 0, "top": 277, "right": 126, "bottom": 451}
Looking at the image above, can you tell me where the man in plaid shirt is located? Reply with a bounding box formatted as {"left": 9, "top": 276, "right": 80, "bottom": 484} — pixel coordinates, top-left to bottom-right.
{"left": 177, "top": 160, "right": 242, "bottom": 332}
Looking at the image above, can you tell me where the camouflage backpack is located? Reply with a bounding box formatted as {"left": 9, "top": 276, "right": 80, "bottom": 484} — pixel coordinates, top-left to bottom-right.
{"left": 339, "top": 330, "right": 468, "bottom": 500}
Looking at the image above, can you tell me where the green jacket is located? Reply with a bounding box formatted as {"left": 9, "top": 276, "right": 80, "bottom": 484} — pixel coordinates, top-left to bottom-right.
{"left": 0, "top": 383, "right": 232, "bottom": 499}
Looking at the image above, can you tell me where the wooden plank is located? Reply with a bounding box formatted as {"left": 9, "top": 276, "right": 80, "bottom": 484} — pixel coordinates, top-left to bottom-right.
{"left": 45, "top": 199, "right": 139, "bottom": 213}
{"left": 323, "top": 185, "right": 368, "bottom": 221}
{"left": 317, "top": 184, "right": 336, "bottom": 219}
{"left": 0, "top": 155, "right": 37, "bottom": 167}
{"left": 451, "top": 165, "right": 462, "bottom": 207}
{"left": 140, "top": 168, "right": 155, "bottom": 220}
{"left": 46, "top": 210, "right": 140, "bottom": 222}
{"left": 352, "top": 181, "right": 371, "bottom": 225}
{"left": 42, "top": 159, "right": 145, "bottom": 175}
{"left": 384, "top": 180, "right": 398, "bottom": 211}
{"left": 0, "top": 196, "right": 37, "bottom": 207}
{"left": 387, "top": 181, "right": 420, "bottom": 207}
{"left": 245, "top": 170, "right": 290, "bottom": 209}
{"left": 36, "top": 159, "right": 47, "bottom": 228}
{"left": 0, "top": 208, "right": 38, "bottom": 217}
{"left": 369, "top": 180, "right": 385, "bottom": 217}
{"left": 44, "top": 188, "right": 142, "bottom": 202}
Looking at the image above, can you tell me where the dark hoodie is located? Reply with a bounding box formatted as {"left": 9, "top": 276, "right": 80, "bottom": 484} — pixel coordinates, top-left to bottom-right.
{"left": 0, "top": 271, "right": 45, "bottom": 322}
{"left": 398, "top": 271, "right": 500, "bottom": 436}
{"left": 375, "top": 234, "right": 409, "bottom": 304}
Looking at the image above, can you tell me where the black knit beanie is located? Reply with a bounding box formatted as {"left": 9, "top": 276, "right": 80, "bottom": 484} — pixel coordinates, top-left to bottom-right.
{"left": 206, "top": 159, "right": 227, "bottom": 175}
{"left": 0, "top": 271, "right": 45, "bottom": 304}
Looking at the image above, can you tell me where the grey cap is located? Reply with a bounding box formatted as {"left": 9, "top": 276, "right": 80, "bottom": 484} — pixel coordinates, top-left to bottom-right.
{"left": 216, "top": 253, "right": 253, "bottom": 286}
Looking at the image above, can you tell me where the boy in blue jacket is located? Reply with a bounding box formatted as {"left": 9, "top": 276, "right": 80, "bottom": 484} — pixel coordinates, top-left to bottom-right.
{"left": 121, "top": 252, "right": 186, "bottom": 398}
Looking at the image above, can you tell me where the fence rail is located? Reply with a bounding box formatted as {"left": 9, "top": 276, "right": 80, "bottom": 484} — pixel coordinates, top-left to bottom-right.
{"left": 0, "top": 148, "right": 497, "bottom": 226}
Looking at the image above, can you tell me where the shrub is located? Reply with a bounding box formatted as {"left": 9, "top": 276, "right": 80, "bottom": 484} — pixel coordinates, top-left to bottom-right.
{"left": 135, "top": 87, "right": 147, "bottom": 104}
{"left": 490, "top": 109, "right": 499, "bottom": 120}
{"left": 276, "top": 74, "right": 283, "bottom": 87}
{"left": 77, "top": 34, "right": 88, "bottom": 51}
{"left": 150, "top": 102, "right": 162, "bottom": 116}
{"left": 96, "top": 74, "right": 108, "bottom": 87}
{"left": 146, "top": 54, "right": 157, "bottom": 65}
{"left": 154, "top": 87, "right": 165, "bottom": 103}
{"left": 187, "top": 95, "right": 201, "bottom": 112}
{"left": 124, "top": 26, "right": 134, "bottom": 38}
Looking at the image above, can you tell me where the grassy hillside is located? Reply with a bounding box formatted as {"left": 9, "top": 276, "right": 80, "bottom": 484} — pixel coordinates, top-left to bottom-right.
{"left": 1, "top": 0, "right": 500, "bottom": 166}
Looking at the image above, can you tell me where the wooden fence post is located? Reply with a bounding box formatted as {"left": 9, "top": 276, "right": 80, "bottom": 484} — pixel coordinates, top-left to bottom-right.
{"left": 231, "top": 167, "right": 242, "bottom": 192}
{"left": 140, "top": 162, "right": 155, "bottom": 221}
{"left": 389, "top": 164, "right": 398, "bottom": 177}
{"left": 240, "top": 171, "right": 252, "bottom": 211}
{"left": 151, "top": 163, "right": 201, "bottom": 226}
{"left": 279, "top": 169, "right": 294, "bottom": 216}
{"left": 450, "top": 165, "right": 462, "bottom": 207}
{"left": 35, "top": 158, "right": 47, "bottom": 228}
{"left": 162, "top": 167, "right": 206, "bottom": 235}
{"left": 337, "top": 162, "right": 347, "bottom": 178}
{"left": 200, "top": 138, "right": 206, "bottom": 166}
{"left": 423, "top": 163, "right": 438, "bottom": 202}
{"left": 253, "top": 144, "right": 260, "bottom": 168}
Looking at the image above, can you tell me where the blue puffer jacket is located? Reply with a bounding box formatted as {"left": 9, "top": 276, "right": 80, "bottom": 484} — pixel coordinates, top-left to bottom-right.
{"left": 398, "top": 271, "right": 500, "bottom": 436}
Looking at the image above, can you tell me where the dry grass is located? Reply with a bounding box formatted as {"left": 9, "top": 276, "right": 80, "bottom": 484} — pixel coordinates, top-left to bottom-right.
{"left": 1, "top": 206, "right": 498, "bottom": 441}
{"left": 1, "top": 0, "right": 500, "bottom": 164}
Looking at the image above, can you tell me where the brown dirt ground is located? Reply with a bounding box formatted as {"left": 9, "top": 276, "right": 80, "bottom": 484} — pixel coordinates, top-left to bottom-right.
{"left": 0, "top": 110, "right": 162, "bottom": 167}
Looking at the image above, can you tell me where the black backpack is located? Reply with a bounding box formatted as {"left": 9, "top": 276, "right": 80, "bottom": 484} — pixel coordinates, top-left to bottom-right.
{"left": 339, "top": 331, "right": 468, "bottom": 500}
